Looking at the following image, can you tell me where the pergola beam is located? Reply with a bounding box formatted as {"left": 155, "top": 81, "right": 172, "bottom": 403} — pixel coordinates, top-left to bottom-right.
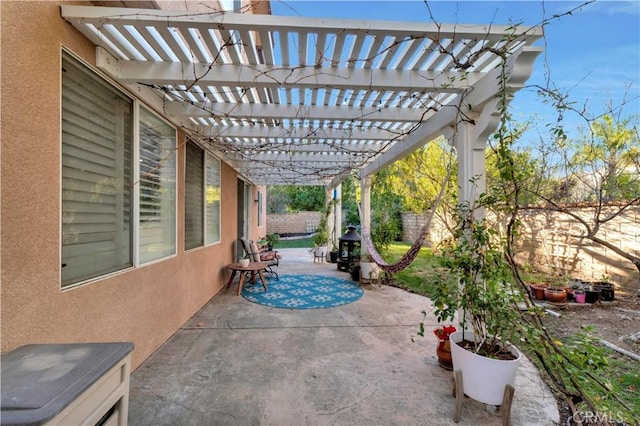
{"left": 61, "top": 5, "right": 543, "bottom": 42}
{"left": 96, "top": 58, "right": 478, "bottom": 93}
{"left": 165, "top": 101, "right": 433, "bottom": 123}
{"left": 194, "top": 124, "right": 403, "bottom": 141}
{"left": 225, "top": 151, "right": 367, "bottom": 163}
{"left": 206, "top": 140, "right": 387, "bottom": 154}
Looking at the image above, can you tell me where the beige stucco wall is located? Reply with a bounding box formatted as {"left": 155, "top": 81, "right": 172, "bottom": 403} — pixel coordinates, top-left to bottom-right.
{"left": 0, "top": 1, "right": 254, "bottom": 369}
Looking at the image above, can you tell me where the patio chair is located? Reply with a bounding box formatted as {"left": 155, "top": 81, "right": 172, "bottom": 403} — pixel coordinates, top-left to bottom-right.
{"left": 240, "top": 238, "right": 281, "bottom": 280}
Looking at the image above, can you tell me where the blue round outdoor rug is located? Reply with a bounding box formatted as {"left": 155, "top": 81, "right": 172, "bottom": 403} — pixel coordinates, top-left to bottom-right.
{"left": 242, "top": 274, "right": 364, "bottom": 309}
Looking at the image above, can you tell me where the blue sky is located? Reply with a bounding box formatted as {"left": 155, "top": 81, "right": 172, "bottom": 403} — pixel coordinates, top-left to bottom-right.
{"left": 270, "top": 0, "right": 640, "bottom": 142}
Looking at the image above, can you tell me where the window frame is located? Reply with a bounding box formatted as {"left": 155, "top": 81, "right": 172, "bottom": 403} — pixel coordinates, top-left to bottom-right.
{"left": 205, "top": 152, "right": 221, "bottom": 246}
{"left": 61, "top": 49, "right": 178, "bottom": 289}
{"left": 136, "top": 105, "right": 178, "bottom": 266}
{"left": 257, "top": 190, "right": 263, "bottom": 228}
{"left": 184, "top": 140, "right": 205, "bottom": 251}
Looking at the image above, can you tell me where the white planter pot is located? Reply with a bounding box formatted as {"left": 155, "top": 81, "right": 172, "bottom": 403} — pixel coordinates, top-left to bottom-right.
{"left": 359, "top": 262, "right": 380, "bottom": 280}
{"left": 314, "top": 246, "right": 327, "bottom": 257}
{"left": 449, "top": 331, "right": 520, "bottom": 406}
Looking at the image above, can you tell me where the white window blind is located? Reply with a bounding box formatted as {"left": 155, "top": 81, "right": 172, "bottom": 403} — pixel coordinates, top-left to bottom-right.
{"left": 139, "top": 107, "right": 176, "bottom": 263}
{"left": 185, "top": 141, "right": 204, "bottom": 250}
{"left": 205, "top": 153, "right": 221, "bottom": 244}
{"left": 61, "top": 52, "right": 133, "bottom": 286}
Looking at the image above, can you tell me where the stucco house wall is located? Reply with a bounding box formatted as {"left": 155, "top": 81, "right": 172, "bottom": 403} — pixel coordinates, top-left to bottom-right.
{"left": 0, "top": 1, "right": 260, "bottom": 369}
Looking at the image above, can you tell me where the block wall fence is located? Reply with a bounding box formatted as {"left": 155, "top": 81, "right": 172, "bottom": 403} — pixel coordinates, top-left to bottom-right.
{"left": 266, "top": 211, "right": 322, "bottom": 236}
{"left": 401, "top": 206, "right": 639, "bottom": 286}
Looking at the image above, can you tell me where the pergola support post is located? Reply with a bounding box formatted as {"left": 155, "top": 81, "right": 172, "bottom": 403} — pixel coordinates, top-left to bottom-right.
{"left": 328, "top": 184, "right": 342, "bottom": 254}
{"left": 360, "top": 176, "right": 372, "bottom": 258}
{"left": 454, "top": 119, "right": 486, "bottom": 218}
{"left": 453, "top": 100, "right": 502, "bottom": 328}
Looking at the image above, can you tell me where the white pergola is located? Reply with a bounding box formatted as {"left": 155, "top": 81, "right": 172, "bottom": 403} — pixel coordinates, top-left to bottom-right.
{"left": 62, "top": 5, "right": 542, "bottom": 236}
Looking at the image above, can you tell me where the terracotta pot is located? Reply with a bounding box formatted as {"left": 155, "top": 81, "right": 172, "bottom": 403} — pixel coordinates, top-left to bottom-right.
{"left": 544, "top": 288, "right": 567, "bottom": 304}
{"left": 531, "top": 283, "right": 548, "bottom": 300}
{"left": 436, "top": 340, "right": 453, "bottom": 370}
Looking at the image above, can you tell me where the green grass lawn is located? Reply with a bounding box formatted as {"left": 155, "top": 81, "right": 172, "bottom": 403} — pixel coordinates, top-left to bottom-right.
{"left": 272, "top": 240, "right": 441, "bottom": 293}
{"left": 382, "top": 242, "right": 440, "bottom": 295}
{"left": 274, "top": 237, "right": 314, "bottom": 249}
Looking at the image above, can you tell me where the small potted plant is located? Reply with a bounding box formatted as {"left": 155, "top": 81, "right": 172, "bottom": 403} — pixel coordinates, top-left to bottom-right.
{"left": 544, "top": 286, "right": 567, "bottom": 304}
{"left": 329, "top": 242, "right": 339, "bottom": 263}
{"left": 416, "top": 313, "right": 456, "bottom": 370}
{"left": 416, "top": 319, "right": 457, "bottom": 370}
{"left": 574, "top": 288, "right": 586, "bottom": 304}
{"left": 433, "top": 325, "right": 457, "bottom": 370}
{"left": 530, "top": 282, "right": 548, "bottom": 300}
{"left": 265, "top": 233, "right": 279, "bottom": 250}
{"left": 359, "top": 253, "right": 380, "bottom": 282}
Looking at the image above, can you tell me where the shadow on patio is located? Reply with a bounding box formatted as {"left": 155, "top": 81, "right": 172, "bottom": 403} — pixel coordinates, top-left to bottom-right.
{"left": 128, "top": 248, "right": 559, "bottom": 425}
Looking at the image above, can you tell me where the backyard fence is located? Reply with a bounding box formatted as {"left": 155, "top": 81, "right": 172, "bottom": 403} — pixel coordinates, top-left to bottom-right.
{"left": 402, "top": 206, "right": 639, "bottom": 285}
{"left": 266, "top": 211, "right": 322, "bottom": 236}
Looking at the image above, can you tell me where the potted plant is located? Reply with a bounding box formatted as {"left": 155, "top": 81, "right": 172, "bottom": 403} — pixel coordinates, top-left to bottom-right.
{"left": 329, "top": 242, "right": 339, "bottom": 263}
{"left": 530, "top": 282, "right": 548, "bottom": 301}
{"left": 593, "top": 280, "right": 615, "bottom": 301}
{"left": 312, "top": 228, "right": 328, "bottom": 247}
{"left": 544, "top": 287, "right": 567, "bottom": 304}
{"left": 584, "top": 284, "right": 602, "bottom": 304}
{"left": 417, "top": 323, "right": 457, "bottom": 370}
{"left": 425, "top": 201, "right": 526, "bottom": 406}
{"left": 359, "top": 253, "right": 380, "bottom": 282}
{"left": 265, "top": 233, "right": 279, "bottom": 250}
{"left": 574, "top": 288, "right": 586, "bottom": 304}
{"left": 311, "top": 218, "right": 329, "bottom": 260}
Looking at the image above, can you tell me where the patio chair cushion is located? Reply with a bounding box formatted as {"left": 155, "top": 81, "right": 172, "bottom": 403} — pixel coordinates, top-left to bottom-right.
{"left": 248, "top": 241, "right": 261, "bottom": 262}
{"left": 250, "top": 242, "right": 281, "bottom": 263}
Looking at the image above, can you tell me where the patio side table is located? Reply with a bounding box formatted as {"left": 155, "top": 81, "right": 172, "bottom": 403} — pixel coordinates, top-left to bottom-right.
{"left": 226, "top": 261, "right": 269, "bottom": 295}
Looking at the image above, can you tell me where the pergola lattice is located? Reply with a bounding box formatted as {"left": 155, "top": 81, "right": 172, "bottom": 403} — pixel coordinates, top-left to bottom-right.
{"left": 62, "top": 5, "right": 543, "bottom": 189}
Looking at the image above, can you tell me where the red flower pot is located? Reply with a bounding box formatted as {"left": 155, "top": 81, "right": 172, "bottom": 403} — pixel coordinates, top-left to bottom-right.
{"left": 436, "top": 340, "right": 453, "bottom": 370}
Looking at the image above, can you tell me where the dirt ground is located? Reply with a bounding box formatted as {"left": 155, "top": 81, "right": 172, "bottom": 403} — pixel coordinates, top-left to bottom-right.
{"left": 540, "top": 282, "right": 640, "bottom": 424}
{"left": 542, "top": 284, "right": 640, "bottom": 357}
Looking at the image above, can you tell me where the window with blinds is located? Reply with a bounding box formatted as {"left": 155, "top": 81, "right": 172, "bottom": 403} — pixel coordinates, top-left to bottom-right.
{"left": 61, "top": 52, "right": 133, "bottom": 286}
{"left": 185, "top": 141, "right": 204, "bottom": 250}
{"left": 139, "top": 107, "right": 176, "bottom": 263}
{"left": 205, "top": 153, "right": 221, "bottom": 244}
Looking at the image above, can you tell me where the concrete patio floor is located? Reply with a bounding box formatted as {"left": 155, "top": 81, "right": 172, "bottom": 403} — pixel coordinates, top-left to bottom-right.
{"left": 128, "top": 248, "right": 559, "bottom": 425}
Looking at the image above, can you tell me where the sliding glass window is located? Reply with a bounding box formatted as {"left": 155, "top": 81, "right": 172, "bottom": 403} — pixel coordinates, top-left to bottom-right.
{"left": 139, "top": 107, "right": 176, "bottom": 263}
